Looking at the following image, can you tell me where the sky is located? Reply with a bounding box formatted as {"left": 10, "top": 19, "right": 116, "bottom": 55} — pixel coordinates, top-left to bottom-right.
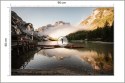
{"left": 11, "top": 7, "right": 96, "bottom": 29}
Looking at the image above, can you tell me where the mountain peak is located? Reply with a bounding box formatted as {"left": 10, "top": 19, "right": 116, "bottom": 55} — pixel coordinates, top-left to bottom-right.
{"left": 80, "top": 8, "right": 114, "bottom": 30}
{"left": 55, "top": 21, "right": 70, "bottom": 26}
{"left": 37, "top": 21, "right": 70, "bottom": 32}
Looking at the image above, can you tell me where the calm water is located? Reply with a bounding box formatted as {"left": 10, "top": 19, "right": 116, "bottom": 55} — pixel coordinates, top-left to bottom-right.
{"left": 12, "top": 41, "right": 113, "bottom": 75}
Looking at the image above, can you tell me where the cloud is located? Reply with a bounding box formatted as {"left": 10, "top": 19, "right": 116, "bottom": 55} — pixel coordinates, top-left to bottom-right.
{"left": 38, "top": 21, "right": 86, "bottom": 39}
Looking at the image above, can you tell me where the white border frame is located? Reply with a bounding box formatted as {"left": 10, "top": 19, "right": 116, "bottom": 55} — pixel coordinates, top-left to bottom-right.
{"left": 1, "top": 1, "right": 124, "bottom": 82}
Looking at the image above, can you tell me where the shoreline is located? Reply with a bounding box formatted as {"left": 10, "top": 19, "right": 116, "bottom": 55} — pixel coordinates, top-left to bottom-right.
{"left": 12, "top": 68, "right": 86, "bottom": 75}
{"left": 70, "top": 40, "right": 113, "bottom": 44}
{"left": 89, "top": 41, "right": 113, "bottom": 44}
{"left": 11, "top": 68, "right": 113, "bottom": 75}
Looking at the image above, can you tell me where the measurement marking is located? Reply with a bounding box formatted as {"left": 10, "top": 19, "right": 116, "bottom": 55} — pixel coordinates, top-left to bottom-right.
{"left": 4, "top": 38, "right": 7, "bottom": 47}
{"left": 57, "top": 1, "right": 66, "bottom": 4}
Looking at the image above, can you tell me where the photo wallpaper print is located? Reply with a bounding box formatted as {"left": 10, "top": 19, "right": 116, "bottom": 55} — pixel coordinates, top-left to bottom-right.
{"left": 11, "top": 7, "right": 114, "bottom": 75}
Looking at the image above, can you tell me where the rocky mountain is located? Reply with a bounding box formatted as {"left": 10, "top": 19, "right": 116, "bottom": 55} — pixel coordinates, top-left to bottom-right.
{"left": 35, "top": 21, "right": 71, "bottom": 40}
{"left": 80, "top": 8, "right": 114, "bottom": 30}
{"left": 11, "top": 11, "right": 34, "bottom": 35}
{"left": 54, "top": 21, "right": 70, "bottom": 26}
{"left": 11, "top": 11, "right": 40, "bottom": 41}
{"left": 36, "top": 21, "right": 70, "bottom": 32}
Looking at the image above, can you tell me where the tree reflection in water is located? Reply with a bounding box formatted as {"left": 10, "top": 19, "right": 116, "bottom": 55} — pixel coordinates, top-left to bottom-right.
{"left": 12, "top": 42, "right": 113, "bottom": 75}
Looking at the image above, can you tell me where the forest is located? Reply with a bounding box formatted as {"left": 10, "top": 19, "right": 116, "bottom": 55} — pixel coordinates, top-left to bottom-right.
{"left": 66, "top": 22, "right": 114, "bottom": 42}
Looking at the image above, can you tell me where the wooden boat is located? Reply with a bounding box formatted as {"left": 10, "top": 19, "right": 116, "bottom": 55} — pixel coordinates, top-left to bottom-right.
{"left": 65, "top": 45, "right": 84, "bottom": 48}
{"left": 38, "top": 44, "right": 84, "bottom": 49}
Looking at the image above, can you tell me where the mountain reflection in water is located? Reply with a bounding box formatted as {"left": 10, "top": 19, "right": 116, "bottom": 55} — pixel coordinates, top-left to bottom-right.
{"left": 12, "top": 42, "right": 113, "bottom": 75}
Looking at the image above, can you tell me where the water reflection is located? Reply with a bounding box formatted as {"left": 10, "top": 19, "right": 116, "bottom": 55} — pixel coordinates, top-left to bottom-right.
{"left": 12, "top": 42, "right": 113, "bottom": 75}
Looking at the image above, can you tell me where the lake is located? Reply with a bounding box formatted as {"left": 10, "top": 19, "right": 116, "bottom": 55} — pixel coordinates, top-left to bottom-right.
{"left": 12, "top": 41, "right": 113, "bottom": 75}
